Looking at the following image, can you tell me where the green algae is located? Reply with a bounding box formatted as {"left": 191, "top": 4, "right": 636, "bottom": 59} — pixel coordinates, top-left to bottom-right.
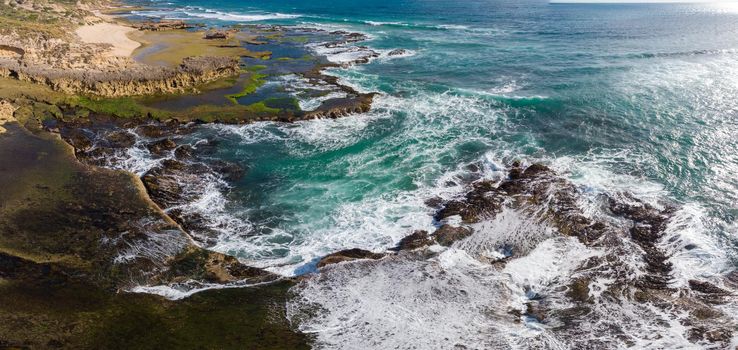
{"left": 74, "top": 96, "right": 171, "bottom": 120}
{"left": 226, "top": 72, "right": 268, "bottom": 104}
{"left": 0, "top": 267, "right": 309, "bottom": 349}
{"left": 247, "top": 64, "right": 268, "bottom": 72}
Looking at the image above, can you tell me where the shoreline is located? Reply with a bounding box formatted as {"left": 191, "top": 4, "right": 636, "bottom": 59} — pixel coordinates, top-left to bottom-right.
{"left": 1, "top": 1, "right": 737, "bottom": 349}
{"left": 0, "top": 0, "right": 370, "bottom": 347}
{"left": 0, "top": 0, "right": 388, "bottom": 346}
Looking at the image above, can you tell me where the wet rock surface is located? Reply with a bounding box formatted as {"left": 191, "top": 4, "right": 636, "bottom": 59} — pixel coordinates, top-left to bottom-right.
{"left": 387, "top": 49, "right": 409, "bottom": 56}
{"left": 316, "top": 248, "right": 386, "bottom": 268}
{"left": 391, "top": 230, "right": 434, "bottom": 251}
{"left": 301, "top": 92, "right": 376, "bottom": 119}
{"left": 52, "top": 115, "right": 246, "bottom": 245}
{"left": 432, "top": 225, "right": 473, "bottom": 247}
{"left": 0, "top": 122, "right": 279, "bottom": 293}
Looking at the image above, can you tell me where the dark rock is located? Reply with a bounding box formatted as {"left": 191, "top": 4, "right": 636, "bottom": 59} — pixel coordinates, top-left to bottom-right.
{"left": 106, "top": 130, "right": 136, "bottom": 148}
{"left": 146, "top": 138, "right": 177, "bottom": 155}
{"left": 521, "top": 163, "right": 551, "bottom": 178}
{"left": 64, "top": 129, "right": 93, "bottom": 152}
{"left": 162, "top": 248, "right": 278, "bottom": 284}
{"left": 204, "top": 30, "right": 231, "bottom": 40}
{"left": 174, "top": 145, "right": 195, "bottom": 159}
{"left": 391, "top": 230, "right": 433, "bottom": 251}
{"left": 387, "top": 49, "right": 408, "bottom": 56}
{"left": 141, "top": 159, "right": 188, "bottom": 208}
{"left": 432, "top": 225, "right": 472, "bottom": 246}
{"left": 566, "top": 278, "right": 592, "bottom": 303}
{"left": 435, "top": 181, "right": 501, "bottom": 223}
{"left": 302, "top": 93, "right": 376, "bottom": 119}
{"left": 525, "top": 302, "right": 547, "bottom": 323}
{"left": 135, "top": 20, "right": 197, "bottom": 31}
{"left": 424, "top": 196, "right": 444, "bottom": 208}
{"left": 210, "top": 160, "right": 245, "bottom": 182}
{"left": 136, "top": 124, "right": 166, "bottom": 138}
{"left": 689, "top": 280, "right": 731, "bottom": 295}
{"left": 688, "top": 326, "right": 733, "bottom": 343}
{"left": 316, "top": 248, "right": 385, "bottom": 268}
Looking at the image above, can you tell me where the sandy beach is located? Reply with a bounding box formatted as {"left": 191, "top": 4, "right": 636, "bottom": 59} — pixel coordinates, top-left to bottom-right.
{"left": 75, "top": 22, "right": 140, "bottom": 57}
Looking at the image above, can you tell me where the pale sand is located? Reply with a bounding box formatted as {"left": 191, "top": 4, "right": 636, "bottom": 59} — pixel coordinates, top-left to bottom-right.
{"left": 75, "top": 22, "right": 141, "bottom": 57}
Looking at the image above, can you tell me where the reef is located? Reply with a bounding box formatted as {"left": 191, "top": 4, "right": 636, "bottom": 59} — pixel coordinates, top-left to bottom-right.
{"left": 0, "top": 56, "right": 241, "bottom": 97}
{"left": 306, "top": 162, "right": 737, "bottom": 348}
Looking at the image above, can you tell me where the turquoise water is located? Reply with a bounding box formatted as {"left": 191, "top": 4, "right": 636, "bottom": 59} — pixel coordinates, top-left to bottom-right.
{"left": 133, "top": 0, "right": 738, "bottom": 272}
{"left": 140, "top": 0, "right": 738, "bottom": 270}
{"left": 125, "top": 0, "right": 738, "bottom": 347}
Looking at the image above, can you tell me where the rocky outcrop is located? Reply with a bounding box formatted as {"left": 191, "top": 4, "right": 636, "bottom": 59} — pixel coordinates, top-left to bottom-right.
{"left": 311, "top": 162, "right": 734, "bottom": 348}
{"left": 0, "top": 120, "right": 276, "bottom": 294}
{"left": 0, "top": 55, "right": 240, "bottom": 97}
{"left": 429, "top": 163, "right": 734, "bottom": 347}
{"left": 153, "top": 247, "right": 279, "bottom": 285}
{"left": 316, "top": 248, "right": 386, "bottom": 268}
{"left": 204, "top": 29, "right": 237, "bottom": 40}
{"left": 301, "top": 93, "right": 375, "bottom": 119}
{"left": 135, "top": 20, "right": 198, "bottom": 31}
{"left": 387, "top": 49, "right": 408, "bottom": 56}
{"left": 432, "top": 225, "right": 473, "bottom": 246}
{"left": 55, "top": 117, "right": 244, "bottom": 245}
{"left": 391, "top": 230, "right": 434, "bottom": 251}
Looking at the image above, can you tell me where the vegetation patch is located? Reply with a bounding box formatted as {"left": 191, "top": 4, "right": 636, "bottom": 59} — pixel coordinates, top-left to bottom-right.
{"left": 226, "top": 72, "right": 268, "bottom": 104}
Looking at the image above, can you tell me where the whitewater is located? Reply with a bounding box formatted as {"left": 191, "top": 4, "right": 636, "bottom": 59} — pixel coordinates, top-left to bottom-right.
{"left": 111, "top": 0, "right": 738, "bottom": 348}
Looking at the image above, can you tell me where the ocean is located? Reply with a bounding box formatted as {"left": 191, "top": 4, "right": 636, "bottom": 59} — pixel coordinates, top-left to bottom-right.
{"left": 121, "top": 0, "right": 737, "bottom": 348}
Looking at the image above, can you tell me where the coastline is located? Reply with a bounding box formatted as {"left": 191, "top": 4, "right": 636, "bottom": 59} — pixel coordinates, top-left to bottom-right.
{"left": 2, "top": 0, "right": 736, "bottom": 348}
{"left": 0, "top": 0, "right": 392, "bottom": 346}
{"left": 0, "top": 0, "right": 372, "bottom": 347}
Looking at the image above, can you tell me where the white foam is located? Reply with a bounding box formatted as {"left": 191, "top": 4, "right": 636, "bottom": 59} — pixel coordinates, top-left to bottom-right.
{"left": 182, "top": 10, "right": 300, "bottom": 22}
{"left": 287, "top": 229, "right": 601, "bottom": 349}
{"left": 503, "top": 237, "right": 601, "bottom": 289}
{"left": 131, "top": 278, "right": 279, "bottom": 300}
{"left": 286, "top": 251, "right": 529, "bottom": 349}
{"left": 363, "top": 20, "right": 405, "bottom": 26}
{"left": 106, "top": 218, "right": 190, "bottom": 266}
{"left": 167, "top": 170, "right": 254, "bottom": 244}
{"left": 208, "top": 92, "right": 510, "bottom": 275}
{"left": 660, "top": 202, "right": 733, "bottom": 288}
{"left": 85, "top": 129, "right": 161, "bottom": 176}
{"left": 308, "top": 43, "right": 379, "bottom": 66}
{"left": 275, "top": 74, "right": 349, "bottom": 111}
